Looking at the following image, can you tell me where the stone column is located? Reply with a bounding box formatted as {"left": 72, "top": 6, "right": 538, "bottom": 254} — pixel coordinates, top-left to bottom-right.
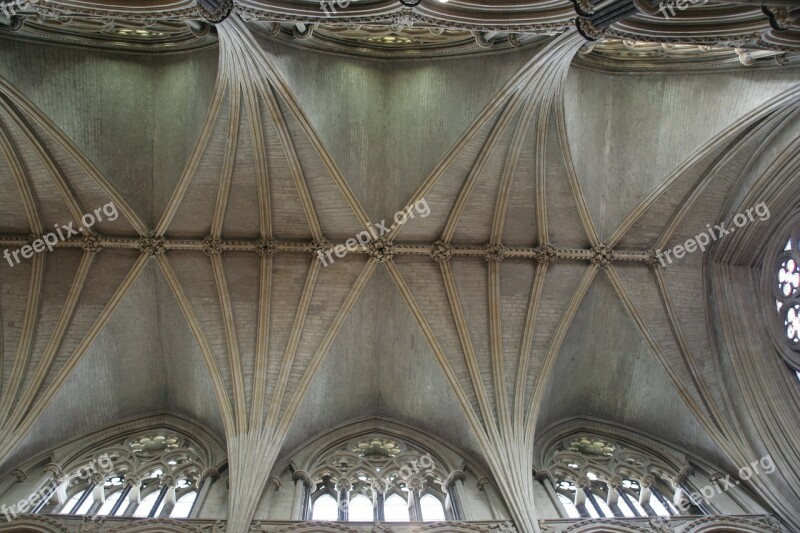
{"left": 291, "top": 471, "right": 312, "bottom": 520}
{"left": 639, "top": 475, "right": 654, "bottom": 507}
{"left": 371, "top": 478, "right": 388, "bottom": 522}
{"left": 262, "top": 476, "right": 282, "bottom": 519}
{"left": 673, "top": 467, "right": 697, "bottom": 513}
{"left": 192, "top": 468, "right": 219, "bottom": 519}
{"left": 444, "top": 470, "right": 469, "bottom": 520}
{"left": 127, "top": 474, "right": 142, "bottom": 505}
{"left": 90, "top": 472, "right": 106, "bottom": 506}
{"left": 407, "top": 475, "right": 423, "bottom": 521}
{"left": 156, "top": 475, "right": 176, "bottom": 517}
{"left": 575, "top": 476, "right": 590, "bottom": 509}
{"left": 606, "top": 475, "right": 621, "bottom": 509}
{"left": 335, "top": 477, "right": 351, "bottom": 521}
{"left": 535, "top": 470, "right": 562, "bottom": 518}
{"left": 0, "top": 469, "right": 25, "bottom": 500}
{"left": 44, "top": 464, "right": 68, "bottom": 506}
{"left": 477, "top": 477, "right": 501, "bottom": 520}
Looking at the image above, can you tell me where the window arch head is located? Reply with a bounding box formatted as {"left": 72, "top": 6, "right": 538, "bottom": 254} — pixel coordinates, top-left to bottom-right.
{"left": 774, "top": 233, "right": 800, "bottom": 363}
{"left": 305, "top": 432, "right": 456, "bottom": 522}
{"left": 37, "top": 424, "right": 217, "bottom": 519}
{"left": 541, "top": 432, "right": 701, "bottom": 519}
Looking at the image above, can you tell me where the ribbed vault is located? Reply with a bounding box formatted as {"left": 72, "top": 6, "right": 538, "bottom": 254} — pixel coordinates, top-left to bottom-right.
{"left": 0, "top": 8, "right": 799, "bottom": 533}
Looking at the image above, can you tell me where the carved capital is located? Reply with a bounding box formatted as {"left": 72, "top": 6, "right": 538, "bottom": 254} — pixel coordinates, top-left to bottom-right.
{"left": 406, "top": 474, "right": 425, "bottom": 491}
{"left": 126, "top": 474, "right": 142, "bottom": 487}
{"left": 674, "top": 466, "right": 695, "bottom": 486}
{"left": 44, "top": 463, "right": 65, "bottom": 483}
{"left": 10, "top": 469, "right": 26, "bottom": 483}
{"left": 267, "top": 476, "right": 282, "bottom": 491}
{"left": 607, "top": 475, "right": 622, "bottom": 489}
{"left": 477, "top": 477, "right": 491, "bottom": 491}
{"left": 534, "top": 469, "right": 552, "bottom": 482}
{"left": 444, "top": 470, "right": 466, "bottom": 489}
{"left": 335, "top": 477, "right": 352, "bottom": 491}
{"left": 576, "top": 476, "right": 592, "bottom": 490}
{"left": 90, "top": 472, "right": 105, "bottom": 485}
{"left": 640, "top": 475, "right": 655, "bottom": 488}
{"left": 160, "top": 474, "right": 176, "bottom": 488}
{"left": 292, "top": 470, "right": 312, "bottom": 488}
{"left": 200, "top": 468, "right": 219, "bottom": 482}
{"left": 370, "top": 477, "right": 390, "bottom": 493}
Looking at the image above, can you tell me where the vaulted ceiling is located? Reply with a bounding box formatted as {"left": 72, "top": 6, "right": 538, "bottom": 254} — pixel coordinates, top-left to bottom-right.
{"left": 1, "top": 1, "right": 800, "bottom": 531}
